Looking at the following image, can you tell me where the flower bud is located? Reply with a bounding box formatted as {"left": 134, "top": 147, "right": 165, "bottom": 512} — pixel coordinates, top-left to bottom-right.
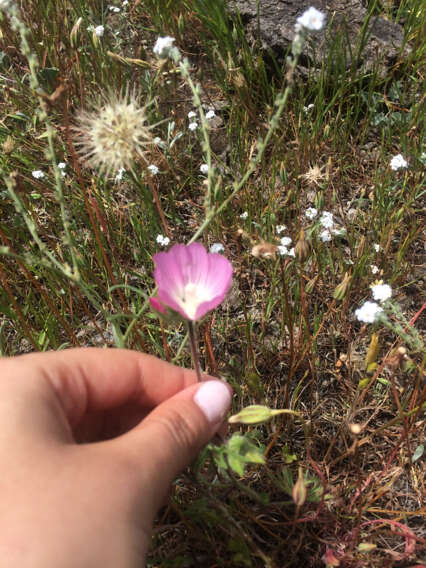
{"left": 292, "top": 467, "right": 307, "bottom": 507}
{"left": 228, "top": 404, "right": 295, "bottom": 425}
{"left": 294, "top": 230, "right": 310, "bottom": 262}
{"left": 333, "top": 272, "right": 351, "bottom": 300}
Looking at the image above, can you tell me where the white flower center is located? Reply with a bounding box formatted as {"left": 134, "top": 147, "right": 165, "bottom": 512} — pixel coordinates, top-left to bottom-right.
{"left": 175, "top": 282, "right": 212, "bottom": 320}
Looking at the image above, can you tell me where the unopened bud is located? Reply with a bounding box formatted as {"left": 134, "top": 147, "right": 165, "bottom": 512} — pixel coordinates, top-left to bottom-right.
{"left": 365, "top": 332, "right": 380, "bottom": 372}
{"left": 292, "top": 467, "right": 307, "bottom": 507}
{"left": 333, "top": 272, "right": 351, "bottom": 300}
{"left": 228, "top": 404, "right": 297, "bottom": 425}
{"left": 356, "top": 236, "right": 366, "bottom": 258}
{"left": 305, "top": 274, "right": 319, "bottom": 294}
{"left": 294, "top": 230, "right": 310, "bottom": 262}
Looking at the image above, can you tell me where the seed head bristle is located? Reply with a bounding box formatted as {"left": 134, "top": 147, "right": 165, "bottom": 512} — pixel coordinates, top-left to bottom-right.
{"left": 73, "top": 89, "right": 156, "bottom": 176}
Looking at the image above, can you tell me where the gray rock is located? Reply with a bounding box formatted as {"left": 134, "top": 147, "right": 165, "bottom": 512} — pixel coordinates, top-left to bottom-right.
{"left": 227, "top": 0, "right": 408, "bottom": 74}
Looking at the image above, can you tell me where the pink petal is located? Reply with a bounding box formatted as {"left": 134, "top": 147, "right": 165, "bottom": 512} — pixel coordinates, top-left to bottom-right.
{"left": 152, "top": 242, "right": 233, "bottom": 321}
{"left": 149, "top": 296, "right": 166, "bottom": 314}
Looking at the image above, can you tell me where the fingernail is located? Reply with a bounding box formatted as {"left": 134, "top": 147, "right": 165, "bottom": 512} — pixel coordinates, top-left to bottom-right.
{"left": 194, "top": 381, "right": 231, "bottom": 425}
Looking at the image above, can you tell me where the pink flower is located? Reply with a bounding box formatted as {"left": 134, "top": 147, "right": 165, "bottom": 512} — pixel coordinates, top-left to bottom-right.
{"left": 151, "top": 242, "right": 233, "bottom": 321}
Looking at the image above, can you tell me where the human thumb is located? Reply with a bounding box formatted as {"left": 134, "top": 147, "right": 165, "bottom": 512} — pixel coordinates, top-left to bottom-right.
{"left": 119, "top": 380, "right": 232, "bottom": 512}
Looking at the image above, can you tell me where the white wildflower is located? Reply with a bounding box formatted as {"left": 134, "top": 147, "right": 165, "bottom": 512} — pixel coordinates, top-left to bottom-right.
{"left": 153, "top": 36, "right": 175, "bottom": 58}
{"left": 355, "top": 301, "right": 383, "bottom": 324}
{"left": 320, "top": 211, "right": 334, "bottom": 229}
{"left": 278, "top": 245, "right": 295, "bottom": 257}
{"left": 94, "top": 25, "right": 104, "bottom": 37}
{"left": 148, "top": 164, "right": 159, "bottom": 175}
{"left": 371, "top": 283, "right": 392, "bottom": 302}
{"left": 240, "top": 211, "right": 248, "bottom": 220}
{"left": 122, "top": 0, "right": 129, "bottom": 5}
{"left": 156, "top": 234, "right": 170, "bottom": 247}
{"left": 210, "top": 243, "right": 224, "bottom": 254}
{"left": 0, "top": 0, "right": 14, "bottom": 11}
{"left": 319, "top": 229, "right": 332, "bottom": 242}
{"left": 296, "top": 7, "right": 325, "bottom": 31}
{"left": 115, "top": 167, "right": 126, "bottom": 182}
{"left": 390, "top": 154, "right": 407, "bottom": 171}
{"left": 303, "top": 103, "right": 314, "bottom": 113}
{"left": 305, "top": 207, "right": 318, "bottom": 220}
{"left": 188, "top": 121, "right": 198, "bottom": 131}
{"left": 373, "top": 243, "right": 380, "bottom": 253}
{"left": 205, "top": 109, "right": 216, "bottom": 119}
{"left": 187, "top": 111, "right": 196, "bottom": 119}
{"left": 58, "top": 162, "right": 66, "bottom": 169}
{"left": 276, "top": 224, "right": 286, "bottom": 234}
{"left": 109, "top": 5, "right": 120, "bottom": 12}
{"left": 200, "top": 163, "right": 209, "bottom": 174}
{"left": 32, "top": 170, "right": 44, "bottom": 179}
{"left": 280, "top": 236, "right": 292, "bottom": 247}
{"left": 371, "top": 265, "right": 379, "bottom": 275}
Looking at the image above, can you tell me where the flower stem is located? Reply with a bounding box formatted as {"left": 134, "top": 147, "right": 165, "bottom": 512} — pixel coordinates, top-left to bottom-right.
{"left": 188, "top": 320, "right": 202, "bottom": 382}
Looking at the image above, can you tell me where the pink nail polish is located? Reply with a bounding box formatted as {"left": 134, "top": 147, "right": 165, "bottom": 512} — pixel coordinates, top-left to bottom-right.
{"left": 193, "top": 381, "right": 231, "bottom": 425}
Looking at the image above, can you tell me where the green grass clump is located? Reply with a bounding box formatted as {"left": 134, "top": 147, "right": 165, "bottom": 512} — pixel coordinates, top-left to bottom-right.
{"left": 0, "top": 1, "right": 424, "bottom": 566}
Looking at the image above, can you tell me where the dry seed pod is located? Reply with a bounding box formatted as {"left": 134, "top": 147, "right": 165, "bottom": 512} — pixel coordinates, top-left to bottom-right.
{"left": 251, "top": 242, "right": 277, "bottom": 259}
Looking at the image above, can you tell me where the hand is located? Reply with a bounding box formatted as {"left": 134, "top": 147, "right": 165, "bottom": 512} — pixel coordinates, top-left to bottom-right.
{"left": 0, "top": 348, "right": 231, "bottom": 567}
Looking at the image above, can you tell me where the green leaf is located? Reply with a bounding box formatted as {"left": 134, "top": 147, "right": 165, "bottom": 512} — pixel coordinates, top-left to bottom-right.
{"left": 225, "top": 433, "right": 265, "bottom": 476}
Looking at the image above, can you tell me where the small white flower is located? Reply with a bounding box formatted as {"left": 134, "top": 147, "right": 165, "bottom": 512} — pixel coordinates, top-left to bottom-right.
{"left": 122, "top": 0, "right": 129, "bottom": 5}
{"left": 188, "top": 121, "right": 198, "bottom": 131}
{"left": 305, "top": 207, "right": 318, "bottom": 220}
{"left": 109, "top": 5, "right": 120, "bottom": 12}
{"left": 153, "top": 136, "right": 166, "bottom": 150}
{"left": 210, "top": 243, "right": 224, "bottom": 254}
{"left": 156, "top": 234, "right": 170, "bottom": 247}
{"left": 58, "top": 162, "right": 66, "bottom": 169}
{"left": 319, "top": 229, "right": 332, "bottom": 242}
{"left": 373, "top": 243, "right": 380, "bottom": 253}
{"left": 320, "top": 211, "right": 334, "bottom": 229}
{"left": 278, "top": 245, "right": 295, "bottom": 257}
{"left": 371, "top": 265, "right": 379, "bottom": 275}
{"left": 240, "top": 211, "right": 248, "bottom": 220}
{"left": 355, "top": 301, "right": 383, "bottom": 323}
{"left": 371, "top": 283, "right": 392, "bottom": 302}
{"left": 205, "top": 109, "right": 216, "bottom": 119}
{"left": 148, "top": 164, "right": 159, "bottom": 175}
{"left": 303, "top": 103, "right": 314, "bottom": 113}
{"left": 187, "top": 111, "right": 196, "bottom": 119}
{"left": 94, "top": 25, "right": 104, "bottom": 37}
{"left": 153, "top": 36, "right": 175, "bottom": 58}
{"left": 200, "top": 163, "right": 209, "bottom": 174}
{"left": 390, "top": 154, "right": 408, "bottom": 171}
{"left": 115, "top": 167, "right": 126, "bottom": 182}
{"left": 32, "top": 170, "right": 44, "bottom": 179}
{"left": 276, "top": 224, "right": 286, "bottom": 234}
{"left": 0, "top": 0, "right": 14, "bottom": 11}
{"left": 296, "top": 7, "right": 325, "bottom": 31}
{"left": 280, "top": 236, "right": 292, "bottom": 247}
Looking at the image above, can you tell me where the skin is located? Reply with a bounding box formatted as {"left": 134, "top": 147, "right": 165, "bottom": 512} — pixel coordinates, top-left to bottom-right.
{"left": 0, "top": 348, "right": 230, "bottom": 567}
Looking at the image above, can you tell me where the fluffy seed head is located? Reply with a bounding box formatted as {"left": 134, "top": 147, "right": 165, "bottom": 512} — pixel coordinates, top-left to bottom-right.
{"left": 73, "top": 89, "right": 155, "bottom": 176}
